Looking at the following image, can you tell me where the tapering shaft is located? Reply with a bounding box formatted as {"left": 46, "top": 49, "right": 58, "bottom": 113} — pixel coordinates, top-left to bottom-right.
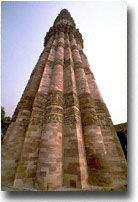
{"left": 79, "top": 46, "right": 127, "bottom": 186}
{"left": 35, "top": 32, "right": 64, "bottom": 190}
{"left": 63, "top": 34, "right": 88, "bottom": 189}
{"left": 1, "top": 36, "right": 55, "bottom": 187}
{"left": 70, "top": 34, "right": 113, "bottom": 186}
{"left": 13, "top": 37, "right": 57, "bottom": 188}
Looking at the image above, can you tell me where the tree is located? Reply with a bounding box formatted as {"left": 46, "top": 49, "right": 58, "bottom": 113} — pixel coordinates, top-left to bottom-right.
{"left": 1, "top": 106, "right": 6, "bottom": 123}
{"left": 1, "top": 106, "right": 11, "bottom": 140}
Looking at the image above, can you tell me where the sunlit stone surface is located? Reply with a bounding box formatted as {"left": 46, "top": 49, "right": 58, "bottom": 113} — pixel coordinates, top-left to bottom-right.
{"left": 1, "top": 9, "right": 127, "bottom": 191}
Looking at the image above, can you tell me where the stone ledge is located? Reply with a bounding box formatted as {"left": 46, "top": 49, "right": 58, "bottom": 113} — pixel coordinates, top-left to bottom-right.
{"left": 1, "top": 184, "right": 127, "bottom": 191}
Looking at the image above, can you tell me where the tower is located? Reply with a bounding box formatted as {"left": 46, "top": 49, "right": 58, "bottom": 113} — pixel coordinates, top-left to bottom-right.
{"left": 2, "top": 9, "right": 127, "bottom": 191}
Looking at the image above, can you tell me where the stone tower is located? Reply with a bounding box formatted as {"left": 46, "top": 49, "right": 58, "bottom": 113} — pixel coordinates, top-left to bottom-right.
{"left": 2, "top": 9, "right": 127, "bottom": 191}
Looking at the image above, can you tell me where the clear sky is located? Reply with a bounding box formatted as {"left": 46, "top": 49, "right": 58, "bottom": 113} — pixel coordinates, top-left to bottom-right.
{"left": 1, "top": 1, "right": 127, "bottom": 124}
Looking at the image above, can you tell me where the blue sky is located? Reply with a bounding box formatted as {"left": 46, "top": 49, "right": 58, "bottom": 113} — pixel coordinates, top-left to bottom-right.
{"left": 1, "top": 1, "right": 127, "bottom": 124}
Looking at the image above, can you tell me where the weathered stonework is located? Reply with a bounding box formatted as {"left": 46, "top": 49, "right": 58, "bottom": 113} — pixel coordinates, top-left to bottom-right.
{"left": 114, "top": 123, "right": 127, "bottom": 159}
{"left": 2, "top": 9, "right": 127, "bottom": 191}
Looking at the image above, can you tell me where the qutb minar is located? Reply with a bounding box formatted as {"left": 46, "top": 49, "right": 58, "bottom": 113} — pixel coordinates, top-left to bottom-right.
{"left": 2, "top": 9, "right": 127, "bottom": 191}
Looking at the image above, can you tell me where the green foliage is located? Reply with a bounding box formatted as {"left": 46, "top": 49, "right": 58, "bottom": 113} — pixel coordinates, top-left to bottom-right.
{"left": 1, "top": 106, "right": 11, "bottom": 138}
{"left": 1, "top": 106, "right": 6, "bottom": 123}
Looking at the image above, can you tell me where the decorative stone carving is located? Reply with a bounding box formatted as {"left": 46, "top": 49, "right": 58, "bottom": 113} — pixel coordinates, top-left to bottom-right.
{"left": 54, "top": 59, "right": 64, "bottom": 66}
{"left": 83, "top": 66, "right": 94, "bottom": 77}
{"left": 94, "top": 100, "right": 110, "bottom": 116}
{"left": 71, "top": 44, "right": 78, "bottom": 51}
{"left": 57, "top": 41, "right": 64, "bottom": 48}
{"left": 44, "top": 11, "right": 83, "bottom": 48}
{"left": 64, "top": 43, "right": 69, "bottom": 49}
{"left": 74, "top": 61, "right": 83, "bottom": 69}
{"left": 64, "top": 58, "right": 73, "bottom": 68}
{"left": 46, "top": 60, "right": 55, "bottom": 68}
{"left": 79, "top": 50, "right": 83, "bottom": 55}
{"left": 2, "top": 8, "right": 127, "bottom": 191}
{"left": 45, "top": 107, "right": 63, "bottom": 114}
{"left": 46, "top": 90, "right": 63, "bottom": 107}
{"left": 78, "top": 93, "right": 98, "bottom": 126}
{"left": 97, "top": 114, "right": 112, "bottom": 129}
{"left": 63, "top": 107, "right": 81, "bottom": 124}
{"left": 45, "top": 113, "right": 63, "bottom": 124}
{"left": 63, "top": 92, "right": 79, "bottom": 109}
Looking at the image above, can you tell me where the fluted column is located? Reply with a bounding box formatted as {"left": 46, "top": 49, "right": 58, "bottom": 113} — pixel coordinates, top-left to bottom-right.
{"left": 70, "top": 33, "right": 113, "bottom": 187}
{"left": 63, "top": 33, "right": 88, "bottom": 189}
{"left": 35, "top": 32, "right": 64, "bottom": 190}
{"left": 2, "top": 36, "right": 54, "bottom": 150}
{"left": 1, "top": 36, "right": 54, "bottom": 187}
{"left": 79, "top": 46, "right": 127, "bottom": 186}
{"left": 12, "top": 36, "right": 55, "bottom": 123}
{"left": 2, "top": 9, "right": 127, "bottom": 191}
{"left": 12, "top": 37, "right": 57, "bottom": 188}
